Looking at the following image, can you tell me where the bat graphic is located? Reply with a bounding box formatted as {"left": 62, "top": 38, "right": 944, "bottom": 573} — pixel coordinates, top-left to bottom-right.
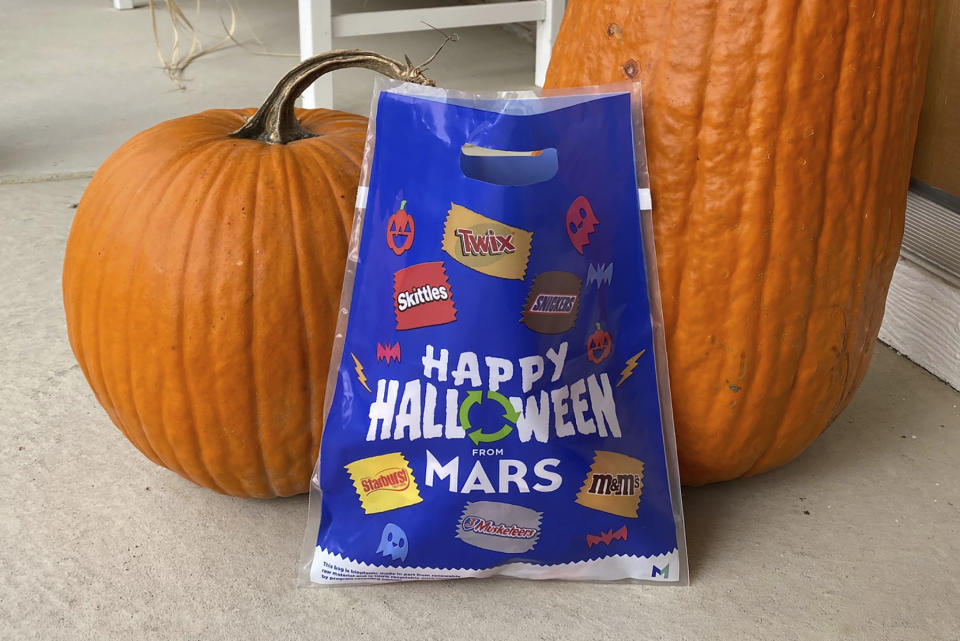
{"left": 585, "top": 525, "right": 628, "bottom": 548}
{"left": 586, "top": 263, "right": 613, "bottom": 288}
{"left": 376, "top": 342, "right": 401, "bottom": 364}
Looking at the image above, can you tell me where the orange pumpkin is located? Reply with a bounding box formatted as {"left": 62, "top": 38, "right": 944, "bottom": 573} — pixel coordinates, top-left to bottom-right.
{"left": 62, "top": 51, "right": 433, "bottom": 497}
{"left": 586, "top": 323, "right": 612, "bottom": 365}
{"left": 546, "top": 1, "right": 934, "bottom": 484}
{"left": 386, "top": 199, "right": 415, "bottom": 256}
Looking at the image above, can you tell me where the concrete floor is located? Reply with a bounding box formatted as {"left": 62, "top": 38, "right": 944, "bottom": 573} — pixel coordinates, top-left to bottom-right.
{"left": 0, "top": 0, "right": 537, "bottom": 181}
{"left": 2, "top": 2, "right": 959, "bottom": 640}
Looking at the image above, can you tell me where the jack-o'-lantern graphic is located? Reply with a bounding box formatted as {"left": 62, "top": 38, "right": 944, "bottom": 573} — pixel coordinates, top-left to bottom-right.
{"left": 386, "top": 200, "right": 415, "bottom": 256}
{"left": 586, "top": 323, "right": 612, "bottom": 364}
{"left": 565, "top": 195, "right": 598, "bottom": 254}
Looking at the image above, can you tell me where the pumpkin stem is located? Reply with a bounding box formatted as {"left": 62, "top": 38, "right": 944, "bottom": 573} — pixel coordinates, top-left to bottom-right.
{"left": 230, "top": 49, "right": 436, "bottom": 145}
{"left": 400, "top": 200, "right": 407, "bottom": 210}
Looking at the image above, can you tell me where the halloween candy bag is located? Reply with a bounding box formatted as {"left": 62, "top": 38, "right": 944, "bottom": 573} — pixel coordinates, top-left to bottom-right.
{"left": 299, "top": 80, "right": 688, "bottom": 585}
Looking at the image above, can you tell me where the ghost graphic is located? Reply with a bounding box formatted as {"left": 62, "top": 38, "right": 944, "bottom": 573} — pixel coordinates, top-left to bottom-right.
{"left": 376, "top": 523, "right": 408, "bottom": 562}
{"left": 565, "top": 195, "right": 599, "bottom": 254}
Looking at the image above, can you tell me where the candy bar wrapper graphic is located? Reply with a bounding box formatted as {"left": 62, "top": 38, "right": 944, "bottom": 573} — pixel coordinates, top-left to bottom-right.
{"left": 345, "top": 452, "right": 423, "bottom": 514}
{"left": 301, "top": 80, "right": 687, "bottom": 586}
{"left": 521, "top": 271, "right": 583, "bottom": 334}
{"left": 575, "top": 450, "right": 646, "bottom": 518}
{"left": 456, "top": 501, "right": 542, "bottom": 553}
{"left": 442, "top": 203, "right": 533, "bottom": 280}
{"left": 393, "top": 262, "right": 457, "bottom": 330}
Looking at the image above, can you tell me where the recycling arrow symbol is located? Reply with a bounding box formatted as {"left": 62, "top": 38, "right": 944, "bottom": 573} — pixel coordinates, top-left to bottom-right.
{"left": 458, "top": 389, "right": 520, "bottom": 446}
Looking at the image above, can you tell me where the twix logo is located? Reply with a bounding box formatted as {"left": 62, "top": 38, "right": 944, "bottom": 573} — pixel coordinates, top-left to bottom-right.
{"left": 454, "top": 228, "right": 516, "bottom": 256}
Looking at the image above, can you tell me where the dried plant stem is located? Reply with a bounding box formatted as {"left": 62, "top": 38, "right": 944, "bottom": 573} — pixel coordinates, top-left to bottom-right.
{"left": 230, "top": 50, "right": 435, "bottom": 144}
{"left": 149, "top": 0, "right": 297, "bottom": 90}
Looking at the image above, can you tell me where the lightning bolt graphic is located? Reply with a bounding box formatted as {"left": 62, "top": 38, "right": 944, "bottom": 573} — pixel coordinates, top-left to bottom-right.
{"left": 616, "top": 349, "right": 647, "bottom": 387}
{"left": 350, "top": 352, "right": 371, "bottom": 392}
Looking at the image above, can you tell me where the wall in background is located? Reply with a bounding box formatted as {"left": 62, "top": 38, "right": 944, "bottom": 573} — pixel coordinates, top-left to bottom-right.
{"left": 911, "top": 0, "right": 959, "bottom": 198}
{"left": 880, "top": 0, "right": 959, "bottom": 390}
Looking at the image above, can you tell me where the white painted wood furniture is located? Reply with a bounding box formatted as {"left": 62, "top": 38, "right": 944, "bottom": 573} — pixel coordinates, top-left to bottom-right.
{"left": 113, "top": 1, "right": 565, "bottom": 108}
{"left": 297, "top": 0, "right": 565, "bottom": 109}
{"left": 879, "top": 189, "right": 960, "bottom": 391}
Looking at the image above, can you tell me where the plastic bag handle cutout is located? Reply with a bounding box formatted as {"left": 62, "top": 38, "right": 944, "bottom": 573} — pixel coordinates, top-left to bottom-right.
{"left": 459, "top": 143, "right": 558, "bottom": 187}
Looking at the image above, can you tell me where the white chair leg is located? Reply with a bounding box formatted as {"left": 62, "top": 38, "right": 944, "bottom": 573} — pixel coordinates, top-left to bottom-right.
{"left": 113, "top": 0, "right": 137, "bottom": 8}
{"left": 298, "top": 0, "right": 333, "bottom": 109}
{"left": 535, "top": 0, "right": 565, "bottom": 87}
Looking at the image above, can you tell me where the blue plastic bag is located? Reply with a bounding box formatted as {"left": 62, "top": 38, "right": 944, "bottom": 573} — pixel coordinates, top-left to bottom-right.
{"left": 299, "top": 81, "right": 687, "bottom": 585}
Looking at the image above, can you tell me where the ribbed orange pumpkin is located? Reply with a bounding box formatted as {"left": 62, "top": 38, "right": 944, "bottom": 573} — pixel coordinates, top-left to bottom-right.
{"left": 546, "top": 1, "right": 934, "bottom": 484}
{"left": 62, "top": 51, "right": 432, "bottom": 497}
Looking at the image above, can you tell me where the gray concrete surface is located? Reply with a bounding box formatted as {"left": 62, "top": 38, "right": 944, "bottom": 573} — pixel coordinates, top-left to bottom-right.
{"left": 2, "top": 177, "right": 959, "bottom": 640}
{"left": 2, "top": 1, "right": 960, "bottom": 639}
{"left": 0, "top": 0, "right": 537, "bottom": 181}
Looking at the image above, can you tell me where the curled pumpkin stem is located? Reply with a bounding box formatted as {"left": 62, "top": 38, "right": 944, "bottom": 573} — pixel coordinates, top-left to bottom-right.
{"left": 231, "top": 49, "right": 436, "bottom": 145}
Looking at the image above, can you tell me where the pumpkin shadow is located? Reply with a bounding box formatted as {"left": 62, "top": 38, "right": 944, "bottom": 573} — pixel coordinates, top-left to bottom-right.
{"left": 679, "top": 483, "right": 742, "bottom": 583}
{"left": 678, "top": 459, "right": 814, "bottom": 583}
{"left": 677, "top": 345, "right": 932, "bottom": 582}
